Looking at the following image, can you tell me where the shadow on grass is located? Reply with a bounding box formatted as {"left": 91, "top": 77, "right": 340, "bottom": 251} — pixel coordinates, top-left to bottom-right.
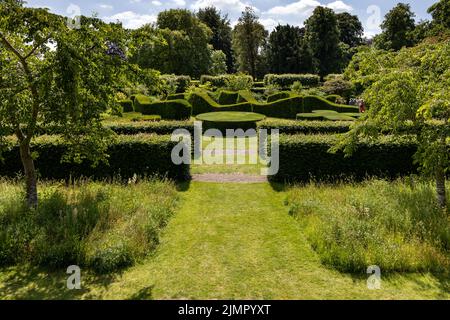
{"left": 0, "top": 266, "right": 118, "bottom": 300}
{"left": 176, "top": 180, "right": 191, "bottom": 192}
{"left": 127, "top": 285, "right": 154, "bottom": 300}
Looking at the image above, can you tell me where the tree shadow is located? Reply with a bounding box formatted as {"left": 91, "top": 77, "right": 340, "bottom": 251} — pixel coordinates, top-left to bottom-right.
{"left": 126, "top": 285, "right": 154, "bottom": 300}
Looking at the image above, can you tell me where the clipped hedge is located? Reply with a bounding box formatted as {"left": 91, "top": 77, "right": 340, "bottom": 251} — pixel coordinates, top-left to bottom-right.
{"left": 106, "top": 121, "right": 194, "bottom": 135}
{"left": 200, "top": 74, "right": 254, "bottom": 88}
{"left": 119, "top": 99, "right": 134, "bottom": 112}
{"left": 161, "top": 74, "right": 191, "bottom": 93}
{"left": 271, "top": 134, "right": 418, "bottom": 182}
{"left": 253, "top": 96, "right": 303, "bottom": 119}
{"left": 267, "top": 91, "right": 294, "bottom": 103}
{"left": 264, "top": 74, "right": 320, "bottom": 89}
{"left": 325, "top": 95, "right": 343, "bottom": 103}
{"left": 134, "top": 94, "right": 153, "bottom": 113}
{"left": 0, "top": 135, "right": 190, "bottom": 181}
{"left": 167, "top": 93, "right": 185, "bottom": 100}
{"left": 218, "top": 90, "right": 239, "bottom": 105}
{"left": 237, "top": 90, "right": 259, "bottom": 104}
{"left": 141, "top": 99, "right": 192, "bottom": 120}
{"left": 303, "top": 96, "right": 359, "bottom": 113}
{"left": 258, "top": 119, "right": 351, "bottom": 134}
{"left": 188, "top": 90, "right": 252, "bottom": 115}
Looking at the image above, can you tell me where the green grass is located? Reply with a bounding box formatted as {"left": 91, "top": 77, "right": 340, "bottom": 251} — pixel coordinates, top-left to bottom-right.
{"left": 102, "top": 112, "right": 161, "bottom": 124}
{"left": 0, "top": 179, "right": 178, "bottom": 273}
{"left": 285, "top": 179, "right": 450, "bottom": 273}
{"left": 196, "top": 111, "right": 266, "bottom": 122}
{"left": 1, "top": 181, "right": 448, "bottom": 299}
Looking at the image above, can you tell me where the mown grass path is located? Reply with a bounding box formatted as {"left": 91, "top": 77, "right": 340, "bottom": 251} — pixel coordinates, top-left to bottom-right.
{"left": 1, "top": 181, "right": 448, "bottom": 299}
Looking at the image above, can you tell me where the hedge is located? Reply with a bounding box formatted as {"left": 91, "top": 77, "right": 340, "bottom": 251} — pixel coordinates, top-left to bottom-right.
{"left": 218, "top": 90, "right": 239, "bottom": 105}
{"left": 264, "top": 74, "right": 320, "bottom": 89}
{"left": 267, "top": 91, "right": 294, "bottom": 103}
{"left": 119, "top": 99, "right": 134, "bottom": 112}
{"left": 303, "top": 96, "right": 359, "bottom": 113}
{"left": 253, "top": 96, "right": 303, "bottom": 119}
{"left": 134, "top": 94, "right": 153, "bottom": 113}
{"left": 271, "top": 134, "right": 418, "bottom": 182}
{"left": 106, "top": 121, "right": 194, "bottom": 135}
{"left": 0, "top": 135, "right": 190, "bottom": 181}
{"left": 188, "top": 90, "right": 252, "bottom": 115}
{"left": 237, "top": 90, "right": 259, "bottom": 104}
{"left": 200, "top": 74, "right": 254, "bottom": 88}
{"left": 325, "top": 95, "right": 343, "bottom": 103}
{"left": 167, "top": 93, "right": 185, "bottom": 100}
{"left": 160, "top": 75, "right": 191, "bottom": 93}
{"left": 258, "top": 119, "right": 351, "bottom": 134}
{"left": 141, "top": 99, "right": 192, "bottom": 120}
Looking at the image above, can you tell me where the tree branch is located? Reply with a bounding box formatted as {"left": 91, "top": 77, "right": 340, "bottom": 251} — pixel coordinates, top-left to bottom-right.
{"left": 23, "top": 34, "right": 52, "bottom": 60}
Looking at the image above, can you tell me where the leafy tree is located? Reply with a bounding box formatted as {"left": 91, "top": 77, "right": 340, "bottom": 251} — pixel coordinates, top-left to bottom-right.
{"left": 428, "top": 0, "right": 450, "bottom": 29}
{"left": 197, "top": 6, "right": 234, "bottom": 72}
{"left": 305, "top": 6, "right": 341, "bottom": 79}
{"left": 232, "top": 7, "right": 268, "bottom": 79}
{"left": 336, "top": 12, "right": 363, "bottom": 47}
{"left": 337, "top": 40, "right": 450, "bottom": 208}
{"left": 0, "top": 2, "right": 127, "bottom": 207}
{"left": 267, "top": 25, "right": 314, "bottom": 74}
{"left": 209, "top": 49, "right": 227, "bottom": 75}
{"left": 374, "top": 3, "right": 416, "bottom": 51}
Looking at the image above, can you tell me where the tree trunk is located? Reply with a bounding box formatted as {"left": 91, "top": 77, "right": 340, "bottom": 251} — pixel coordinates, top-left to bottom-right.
{"left": 436, "top": 166, "right": 447, "bottom": 209}
{"left": 19, "top": 141, "right": 38, "bottom": 208}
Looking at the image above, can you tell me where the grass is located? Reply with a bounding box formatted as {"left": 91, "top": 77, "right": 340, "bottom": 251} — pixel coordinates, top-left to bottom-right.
{"left": 285, "top": 179, "right": 450, "bottom": 273}
{"left": 0, "top": 178, "right": 179, "bottom": 273}
{"left": 102, "top": 112, "right": 161, "bottom": 124}
{"left": 1, "top": 181, "right": 448, "bottom": 299}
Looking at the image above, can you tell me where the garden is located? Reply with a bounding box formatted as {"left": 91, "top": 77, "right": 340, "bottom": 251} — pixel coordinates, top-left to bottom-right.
{"left": 0, "top": 0, "right": 449, "bottom": 300}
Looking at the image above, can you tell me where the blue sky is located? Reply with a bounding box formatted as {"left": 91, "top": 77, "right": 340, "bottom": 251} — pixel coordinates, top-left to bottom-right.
{"left": 25, "top": 0, "right": 438, "bottom": 37}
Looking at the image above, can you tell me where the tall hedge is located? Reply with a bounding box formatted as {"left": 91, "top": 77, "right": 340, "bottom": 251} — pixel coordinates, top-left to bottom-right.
{"left": 106, "top": 121, "right": 195, "bottom": 135}
{"left": 264, "top": 74, "right": 320, "bottom": 89}
{"left": 161, "top": 75, "right": 191, "bottom": 93}
{"left": 0, "top": 135, "right": 190, "bottom": 181}
{"left": 253, "top": 96, "right": 304, "bottom": 119}
{"left": 141, "top": 99, "right": 192, "bottom": 120}
{"left": 303, "top": 96, "right": 358, "bottom": 113}
{"left": 218, "top": 90, "right": 239, "bottom": 105}
{"left": 200, "top": 74, "right": 254, "bottom": 88}
{"left": 134, "top": 95, "right": 153, "bottom": 113}
{"left": 188, "top": 91, "right": 252, "bottom": 115}
{"left": 271, "top": 135, "right": 418, "bottom": 182}
{"left": 119, "top": 99, "right": 134, "bottom": 112}
{"left": 258, "top": 119, "right": 351, "bottom": 134}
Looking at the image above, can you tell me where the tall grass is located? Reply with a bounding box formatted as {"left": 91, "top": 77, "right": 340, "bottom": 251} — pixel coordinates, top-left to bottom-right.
{"left": 0, "top": 178, "right": 179, "bottom": 273}
{"left": 285, "top": 178, "right": 450, "bottom": 273}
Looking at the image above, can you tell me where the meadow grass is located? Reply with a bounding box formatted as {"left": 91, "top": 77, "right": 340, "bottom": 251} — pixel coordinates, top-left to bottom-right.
{"left": 0, "top": 178, "right": 179, "bottom": 273}
{"left": 285, "top": 178, "right": 450, "bottom": 273}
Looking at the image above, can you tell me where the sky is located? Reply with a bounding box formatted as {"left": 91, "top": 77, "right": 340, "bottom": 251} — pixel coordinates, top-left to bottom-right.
{"left": 25, "top": 0, "right": 438, "bottom": 37}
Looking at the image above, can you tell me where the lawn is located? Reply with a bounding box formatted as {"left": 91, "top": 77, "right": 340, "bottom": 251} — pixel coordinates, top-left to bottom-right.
{"left": 1, "top": 181, "right": 448, "bottom": 300}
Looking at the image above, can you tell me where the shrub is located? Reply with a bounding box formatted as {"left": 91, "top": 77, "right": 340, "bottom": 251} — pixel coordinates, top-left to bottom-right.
{"left": 188, "top": 90, "right": 252, "bottom": 115}
{"left": 0, "top": 134, "right": 190, "bottom": 181}
{"left": 0, "top": 179, "right": 179, "bottom": 272}
{"left": 218, "top": 90, "right": 239, "bottom": 105}
{"left": 285, "top": 179, "right": 450, "bottom": 272}
{"left": 160, "top": 74, "right": 191, "bottom": 93}
{"left": 141, "top": 99, "right": 192, "bottom": 120}
{"left": 271, "top": 134, "right": 418, "bottom": 183}
{"left": 325, "top": 94, "right": 343, "bottom": 103}
{"left": 322, "top": 78, "right": 354, "bottom": 99}
{"left": 303, "top": 95, "right": 359, "bottom": 113}
{"left": 119, "top": 99, "right": 134, "bottom": 113}
{"left": 223, "top": 74, "right": 253, "bottom": 91}
{"left": 264, "top": 74, "right": 321, "bottom": 89}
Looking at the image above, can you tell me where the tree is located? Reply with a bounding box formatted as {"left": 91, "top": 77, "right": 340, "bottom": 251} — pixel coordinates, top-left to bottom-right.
{"left": 374, "top": 3, "right": 416, "bottom": 51}
{"left": 338, "top": 41, "right": 450, "bottom": 208}
{"left": 197, "top": 6, "right": 234, "bottom": 72}
{"left": 336, "top": 12, "right": 363, "bottom": 47}
{"left": 0, "top": 2, "right": 126, "bottom": 207}
{"left": 232, "top": 7, "right": 267, "bottom": 79}
{"left": 209, "top": 49, "right": 227, "bottom": 75}
{"left": 267, "top": 25, "right": 314, "bottom": 74}
{"left": 305, "top": 6, "right": 341, "bottom": 79}
{"left": 428, "top": 0, "right": 450, "bottom": 29}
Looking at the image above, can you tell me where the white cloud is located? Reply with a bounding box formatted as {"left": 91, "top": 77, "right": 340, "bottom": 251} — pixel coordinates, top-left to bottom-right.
{"left": 173, "top": 0, "right": 186, "bottom": 6}
{"left": 191, "top": 0, "right": 253, "bottom": 13}
{"left": 266, "top": 0, "right": 320, "bottom": 16}
{"left": 103, "top": 11, "right": 157, "bottom": 29}
{"left": 326, "top": 1, "right": 353, "bottom": 12}
{"left": 99, "top": 4, "right": 114, "bottom": 10}
{"left": 129, "top": 0, "right": 141, "bottom": 3}
{"left": 260, "top": 18, "right": 284, "bottom": 31}
{"left": 152, "top": 0, "right": 162, "bottom": 5}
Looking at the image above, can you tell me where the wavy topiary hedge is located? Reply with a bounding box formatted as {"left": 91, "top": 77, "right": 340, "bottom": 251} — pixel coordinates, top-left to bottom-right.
{"left": 166, "top": 93, "right": 185, "bottom": 101}
{"left": 267, "top": 91, "right": 296, "bottom": 103}
{"left": 188, "top": 90, "right": 252, "bottom": 115}
{"left": 119, "top": 99, "right": 134, "bottom": 112}
{"left": 303, "top": 96, "right": 358, "bottom": 113}
{"left": 253, "top": 96, "right": 304, "bottom": 119}
{"left": 271, "top": 134, "right": 418, "bottom": 182}
{"left": 218, "top": 90, "right": 239, "bottom": 105}
{"left": 141, "top": 99, "right": 192, "bottom": 120}
{"left": 0, "top": 135, "right": 190, "bottom": 181}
